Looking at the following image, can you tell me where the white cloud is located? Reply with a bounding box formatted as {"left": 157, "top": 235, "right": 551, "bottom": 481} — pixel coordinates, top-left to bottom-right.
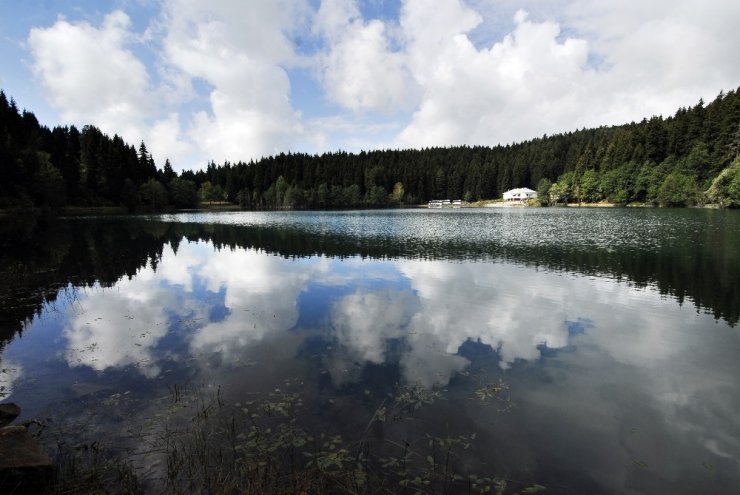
{"left": 154, "top": 242, "right": 206, "bottom": 291}
{"left": 160, "top": 0, "right": 316, "bottom": 164}
{"left": 315, "top": 0, "right": 417, "bottom": 113}
{"left": 23, "top": 0, "right": 740, "bottom": 169}
{"left": 26, "top": 1, "right": 317, "bottom": 170}
{"left": 396, "top": 0, "right": 740, "bottom": 148}
{"left": 319, "top": 259, "right": 578, "bottom": 386}
{"left": 27, "top": 11, "right": 193, "bottom": 169}
{"left": 28, "top": 11, "right": 152, "bottom": 134}
{"left": 330, "top": 289, "right": 411, "bottom": 364}
{"left": 399, "top": 4, "right": 591, "bottom": 147}
{"left": 564, "top": 0, "right": 740, "bottom": 119}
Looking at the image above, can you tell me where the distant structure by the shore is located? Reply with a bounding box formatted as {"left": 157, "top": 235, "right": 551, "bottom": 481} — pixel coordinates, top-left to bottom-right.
{"left": 503, "top": 188, "right": 538, "bottom": 202}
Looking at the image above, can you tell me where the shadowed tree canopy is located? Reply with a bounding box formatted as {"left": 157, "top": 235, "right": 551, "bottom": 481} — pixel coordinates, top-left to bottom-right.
{"left": 181, "top": 87, "right": 740, "bottom": 209}
{"left": 1, "top": 87, "right": 740, "bottom": 211}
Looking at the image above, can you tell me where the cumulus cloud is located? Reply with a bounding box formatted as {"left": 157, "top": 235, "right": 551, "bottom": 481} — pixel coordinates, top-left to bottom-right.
{"left": 314, "top": 0, "right": 417, "bottom": 113}
{"left": 153, "top": 242, "right": 207, "bottom": 292}
{"left": 563, "top": 0, "right": 740, "bottom": 120}
{"left": 398, "top": 0, "right": 740, "bottom": 148}
{"left": 27, "top": 10, "right": 192, "bottom": 168}
{"left": 26, "top": 1, "right": 317, "bottom": 169}
{"left": 28, "top": 11, "right": 152, "bottom": 129}
{"left": 315, "top": 0, "right": 740, "bottom": 150}
{"left": 160, "top": 0, "right": 314, "bottom": 163}
{"left": 24, "top": 0, "right": 740, "bottom": 168}
{"left": 399, "top": 4, "right": 591, "bottom": 147}
{"left": 330, "top": 289, "right": 412, "bottom": 364}
{"left": 323, "top": 288, "right": 417, "bottom": 385}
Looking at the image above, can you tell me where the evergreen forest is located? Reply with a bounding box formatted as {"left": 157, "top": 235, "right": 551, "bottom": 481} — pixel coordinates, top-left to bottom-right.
{"left": 2, "top": 87, "right": 740, "bottom": 211}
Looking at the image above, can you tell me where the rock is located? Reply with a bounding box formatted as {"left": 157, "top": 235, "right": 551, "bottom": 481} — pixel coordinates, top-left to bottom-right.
{"left": 0, "top": 425, "right": 53, "bottom": 493}
{"left": 0, "top": 403, "right": 20, "bottom": 427}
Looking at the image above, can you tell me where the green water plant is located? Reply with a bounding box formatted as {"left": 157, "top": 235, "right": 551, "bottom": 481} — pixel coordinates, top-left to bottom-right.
{"left": 38, "top": 377, "right": 543, "bottom": 494}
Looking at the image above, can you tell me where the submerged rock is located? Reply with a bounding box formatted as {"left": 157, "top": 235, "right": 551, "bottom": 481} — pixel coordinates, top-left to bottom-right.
{"left": 0, "top": 403, "right": 20, "bottom": 427}
{"left": 0, "top": 406, "right": 52, "bottom": 493}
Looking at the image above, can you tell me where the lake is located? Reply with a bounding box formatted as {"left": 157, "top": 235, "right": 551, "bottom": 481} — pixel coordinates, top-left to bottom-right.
{"left": 1, "top": 208, "right": 739, "bottom": 493}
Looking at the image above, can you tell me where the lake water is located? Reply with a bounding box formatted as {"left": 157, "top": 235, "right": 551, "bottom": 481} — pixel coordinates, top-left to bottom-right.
{"left": 1, "top": 208, "right": 739, "bottom": 493}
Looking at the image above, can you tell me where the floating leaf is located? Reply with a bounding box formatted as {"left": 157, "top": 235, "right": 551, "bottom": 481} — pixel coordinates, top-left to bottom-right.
{"left": 521, "top": 484, "right": 547, "bottom": 493}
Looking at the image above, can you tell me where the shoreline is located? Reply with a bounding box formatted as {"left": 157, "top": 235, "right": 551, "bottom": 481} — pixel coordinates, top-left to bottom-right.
{"left": 0, "top": 202, "right": 731, "bottom": 219}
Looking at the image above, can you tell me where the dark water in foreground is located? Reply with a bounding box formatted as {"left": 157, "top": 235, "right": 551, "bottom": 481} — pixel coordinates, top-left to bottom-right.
{"left": 1, "top": 208, "right": 739, "bottom": 493}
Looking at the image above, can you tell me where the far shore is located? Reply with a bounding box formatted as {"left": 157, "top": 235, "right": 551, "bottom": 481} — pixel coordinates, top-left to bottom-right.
{"left": 0, "top": 201, "right": 729, "bottom": 218}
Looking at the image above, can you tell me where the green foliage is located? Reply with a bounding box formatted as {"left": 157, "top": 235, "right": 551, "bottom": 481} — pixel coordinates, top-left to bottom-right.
{"left": 705, "top": 159, "right": 740, "bottom": 207}
{"left": 579, "top": 169, "right": 601, "bottom": 203}
{"left": 168, "top": 177, "right": 198, "bottom": 208}
{"left": 120, "top": 179, "right": 140, "bottom": 211}
{"left": 198, "top": 181, "right": 224, "bottom": 202}
{"left": 0, "top": 90, "right": 162, "bottom": 210}
{"left": 345, "top": 184, "right": 362, "bottom": 205}
{"left": 32, "top": 159, "right": 66, "bottom": 209}
{"left": 658, "top": 172, "right": 699, "bottom": 207}
{"left": 549, "top": 172, "right": 575, "bottom": 203}
{"left": 2, "top": 86, "right": 740, "bottom": 211}
{"left": 283, "top": 184, "right": 305, "bottom": 209}
{"left": 366, "top": 185, "right": 388, "bottom": 207}
{"left": 389, "top": 181, "right": 405, "bottom": 205}
{"left": 317, "top": 183, "right": 329, "bottom": 207}
{"left": 599, "top": 165, "right": 634, "bottom": 204}
{"left": 139, "top": 178, "right": 169, "bottom": 210}
{"left": 536, "top": 178, "right": 552, "bottom": 206}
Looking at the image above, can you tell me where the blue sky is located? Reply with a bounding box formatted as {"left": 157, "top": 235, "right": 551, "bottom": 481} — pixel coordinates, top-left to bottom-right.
{"left": 2, "top": 0, "right": 739, "bottom": 171}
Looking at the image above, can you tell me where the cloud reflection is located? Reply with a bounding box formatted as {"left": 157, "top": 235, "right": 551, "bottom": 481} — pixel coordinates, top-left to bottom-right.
{"left": 324, "top": 289, "right": 416, "bottom": 386}
{"left": 64, "top": 275, "right": 174, "bottom": 378}
{"left": 0, "top": 359, "right": 22, "bottom": 400}
{"left": 321, "top": 260, "right": 576, "bottom": 386}
{"left": 63, "top": 243, "right": 208, "bottom": 377}
{"left": 189, "top": 250, "right": 325, "bottom": 364}
{"left": 60, "top": 237, "right": 695, "bottom": 392}
{"left": 399, "top": 260, "right": 571, "bottom": 370}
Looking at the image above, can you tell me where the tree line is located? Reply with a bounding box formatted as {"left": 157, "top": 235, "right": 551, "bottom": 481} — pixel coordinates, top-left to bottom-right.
{"left": 0, "top": 91, "right": 196, "bottom": 211}
{"left": 190, "top": 88, "right": 740, "bottom": 209}
{"left": 2, "top": 87, "right": 740, "bottom": 211}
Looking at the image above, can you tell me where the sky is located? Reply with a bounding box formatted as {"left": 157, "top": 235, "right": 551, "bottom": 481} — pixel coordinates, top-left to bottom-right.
{"left": 1, "top": 0, "right": 739, "bottom": 172}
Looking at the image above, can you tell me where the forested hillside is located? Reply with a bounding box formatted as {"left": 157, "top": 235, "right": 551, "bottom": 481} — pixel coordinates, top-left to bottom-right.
{"left": 2, "top": 87, "right": 740, "bottom": 211}
{"left": 189, "top": 88, "right": 740, "bottom": 208}
{"left": 0, "top": 91, "right": 196, "bottom": 210}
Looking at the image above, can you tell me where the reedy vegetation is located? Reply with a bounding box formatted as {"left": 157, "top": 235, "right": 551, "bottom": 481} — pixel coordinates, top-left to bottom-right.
{"left": 1, "top": 87, "right": 739, "bottom": 211}
{"left": 40, "top": 378, "right": 542, "bottom": 494}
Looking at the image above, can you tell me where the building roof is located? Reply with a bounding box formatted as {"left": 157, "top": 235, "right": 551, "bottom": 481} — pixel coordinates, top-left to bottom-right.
{"left": 504, "top": 188, "right": 536, "bottom": 194}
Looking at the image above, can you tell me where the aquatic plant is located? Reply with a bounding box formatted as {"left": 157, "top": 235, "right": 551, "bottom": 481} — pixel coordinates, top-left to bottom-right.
{"left": 36, "top": 375, "right": 542, "bottom": 494}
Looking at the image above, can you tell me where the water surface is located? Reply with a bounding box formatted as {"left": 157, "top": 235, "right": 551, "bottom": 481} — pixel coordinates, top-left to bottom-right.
{"left": 1, "top": 208, "right": 738, "bottom": 493}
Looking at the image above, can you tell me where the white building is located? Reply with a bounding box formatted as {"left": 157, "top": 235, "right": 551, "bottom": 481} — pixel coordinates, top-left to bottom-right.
{"left": 503, "top": 188, "right": 537, "bottom": 202}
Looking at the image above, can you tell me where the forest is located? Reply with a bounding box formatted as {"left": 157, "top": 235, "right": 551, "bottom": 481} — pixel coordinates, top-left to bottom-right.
{"left": 1, "top": 87, "right": 739, "bottom": 211}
